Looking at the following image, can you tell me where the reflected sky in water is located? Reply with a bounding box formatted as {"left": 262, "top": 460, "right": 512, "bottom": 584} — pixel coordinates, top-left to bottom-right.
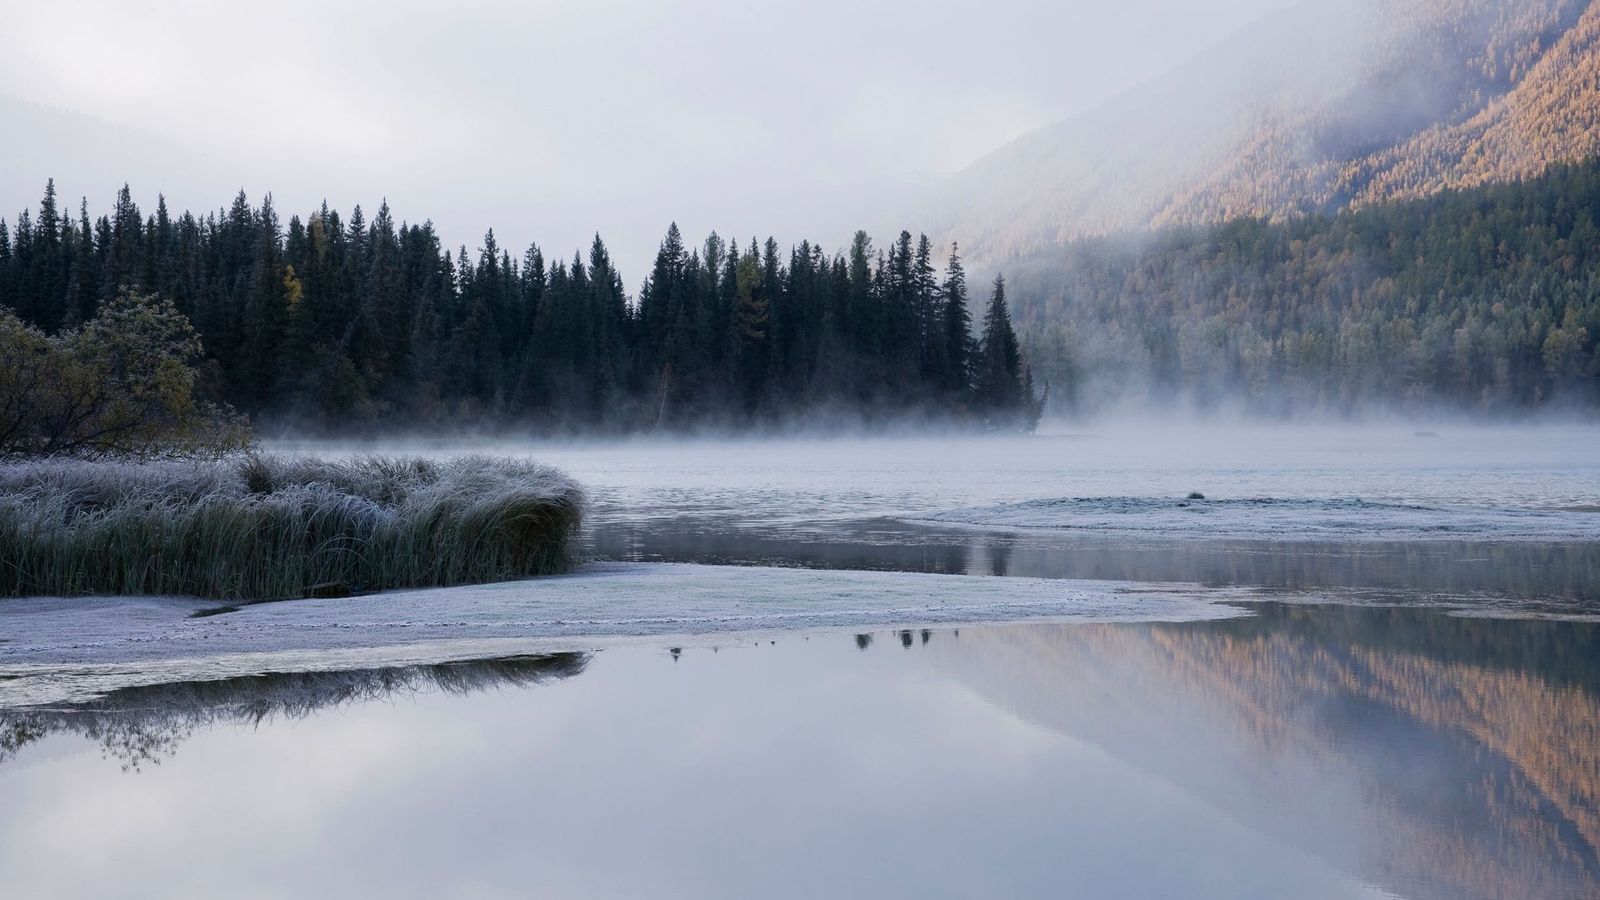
{"left": 4, "top": 605, "right": 1596, "bottom": 900}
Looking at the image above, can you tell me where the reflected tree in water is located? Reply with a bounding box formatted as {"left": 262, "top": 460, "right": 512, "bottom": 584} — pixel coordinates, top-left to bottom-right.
{"left": 854, "top": 630, "right": 945, "bottom": 651}
{"left": 987, "top": 540, "right": 1013, "bottom": 577}
{"left": 592, "top": 519, "right": 1600, "bottom": 604}
{"left": 0, "top": 653, "right": 588, "bottom": 772}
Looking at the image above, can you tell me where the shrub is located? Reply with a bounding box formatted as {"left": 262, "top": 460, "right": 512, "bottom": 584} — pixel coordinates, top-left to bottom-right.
{"left": 0, "top": 291, "right": 250, "bottom": 460}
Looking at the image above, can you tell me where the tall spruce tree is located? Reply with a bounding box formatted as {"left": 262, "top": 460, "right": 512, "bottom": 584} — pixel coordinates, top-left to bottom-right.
{"left": 977, "top": 275, "right": 1028, "bottom": 429}
{"left": 940, "top": 243, "right": 974, "bottom": 404}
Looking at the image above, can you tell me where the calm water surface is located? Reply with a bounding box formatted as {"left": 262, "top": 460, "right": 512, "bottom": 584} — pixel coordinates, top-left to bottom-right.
{"left": 4, "top": 606, "right": 1598, "bottom": 900}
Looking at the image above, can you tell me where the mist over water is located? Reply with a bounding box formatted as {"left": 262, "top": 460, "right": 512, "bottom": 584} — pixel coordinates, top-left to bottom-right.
{"left": 271, "top": 419, "right": 1600, "bottom": 600}
{"left": 283, "top": 419, "right": 1600, "bottom": 519}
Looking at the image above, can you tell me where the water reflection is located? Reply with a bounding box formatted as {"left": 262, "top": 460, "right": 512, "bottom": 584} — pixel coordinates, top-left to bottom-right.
{"left": 3, "top": 609, "right": 1597, "bottom": 899}
{"left": 591, "top": 516, "right": 1600, "bottom": 605}
{"left": 880, "top": 606, "right": 1600, "bottom": 900}
{"left": 0, "top": 654, "right": 587, "bottom": 771}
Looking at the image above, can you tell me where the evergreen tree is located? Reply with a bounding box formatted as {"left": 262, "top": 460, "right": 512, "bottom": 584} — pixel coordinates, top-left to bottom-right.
{"left": 0, "top": 219, "right": 11, "bottom": 316}
{"left": 977, "top": 275, "right": 1035, "bottom": 430}
{"left": 912, "top": 233, "right": 941, "bottom": 388}
{"left": 237, "top": 194, "right": 289, "bottom": 410}
{"left": 731, "top": 239, "right": 769, "bottom": 416}
{"left": 29, "top": 180, "right": 63, "bottom": 330}
{"left": 940, "top": 243, "right": 975, "bottom": 403}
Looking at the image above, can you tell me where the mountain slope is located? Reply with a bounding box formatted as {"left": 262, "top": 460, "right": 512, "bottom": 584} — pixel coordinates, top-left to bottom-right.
{"left": 933, "top": 0, "right": 1600, "bottom": 269}
{"left": 1346, "top": 0, "right": 1600, "bottom": 203}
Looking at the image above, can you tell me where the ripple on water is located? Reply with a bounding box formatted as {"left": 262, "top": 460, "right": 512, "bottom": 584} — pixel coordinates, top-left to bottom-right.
{"left": 910, "top": 496, "right": 1600, "bottom": 542}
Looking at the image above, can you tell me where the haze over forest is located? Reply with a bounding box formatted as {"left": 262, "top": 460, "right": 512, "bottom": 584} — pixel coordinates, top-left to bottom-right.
{"left": 3, "top": 0, "right": 1599, "bottom": 425}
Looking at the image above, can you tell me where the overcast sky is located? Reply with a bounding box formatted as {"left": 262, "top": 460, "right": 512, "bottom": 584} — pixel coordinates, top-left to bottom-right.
{"left": 1, "top": 0, "right": 1303, "bottom": 281}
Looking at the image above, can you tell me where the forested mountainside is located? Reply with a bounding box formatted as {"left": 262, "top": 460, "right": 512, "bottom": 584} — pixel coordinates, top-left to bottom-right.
{"left": 0, "top": 184, "right": 1042, "bottom": 434}
{"left": 1016, "top": 159, "right": 1600, "bottom": 415}
{"left": 935, "top": 0, "right": 1600, "bottom": 270}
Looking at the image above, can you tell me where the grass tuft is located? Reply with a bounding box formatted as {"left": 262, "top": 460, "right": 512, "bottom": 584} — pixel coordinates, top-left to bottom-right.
{"left": 0, "top": 454, "right": 584, "bottom": 600}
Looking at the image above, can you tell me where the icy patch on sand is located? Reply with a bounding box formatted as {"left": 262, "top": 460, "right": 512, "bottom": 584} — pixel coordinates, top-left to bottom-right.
{"left": 0, "top": 563, "right": 1248, "bottom": 707}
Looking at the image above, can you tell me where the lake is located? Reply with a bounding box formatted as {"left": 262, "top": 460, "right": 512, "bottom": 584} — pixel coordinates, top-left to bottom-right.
{"left": 3, "top": 423, "right": 1598, "bottom": 899}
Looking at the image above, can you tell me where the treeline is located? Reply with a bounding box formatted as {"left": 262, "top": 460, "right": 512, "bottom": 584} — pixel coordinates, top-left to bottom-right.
{"left": 0, "top": 184, "right": 1043, "bottom": 435}
{"left": 1013, "top": 158, "right": 1600, "bottom": 415}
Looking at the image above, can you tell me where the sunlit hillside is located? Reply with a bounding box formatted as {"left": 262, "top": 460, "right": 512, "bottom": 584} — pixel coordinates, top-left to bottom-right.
{"left": 934, "top": 0, "right": 1600, "bottom": 269}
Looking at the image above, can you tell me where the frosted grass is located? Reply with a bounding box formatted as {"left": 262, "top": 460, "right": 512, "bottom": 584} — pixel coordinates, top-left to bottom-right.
{"left": 0, "top": 455, "right": 584, "bottom": 600}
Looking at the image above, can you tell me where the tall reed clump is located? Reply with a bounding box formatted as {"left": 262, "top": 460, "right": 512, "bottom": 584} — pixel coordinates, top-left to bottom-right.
{"left": 0, "top": 455, "right": 585, "bottom": 600}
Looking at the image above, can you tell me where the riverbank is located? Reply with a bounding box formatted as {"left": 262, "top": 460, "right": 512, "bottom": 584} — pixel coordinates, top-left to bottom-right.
{"left": 0, "top": 562, "right": 1249, "bottom": 707}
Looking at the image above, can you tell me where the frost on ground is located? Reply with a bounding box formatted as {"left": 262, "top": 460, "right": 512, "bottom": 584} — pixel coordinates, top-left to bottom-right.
{"left": 0, "top": 562, "right": 1249, "bottom": 707}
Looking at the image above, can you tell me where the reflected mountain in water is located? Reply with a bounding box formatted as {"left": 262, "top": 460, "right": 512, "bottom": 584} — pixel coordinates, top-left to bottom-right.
{"left": 0, "top": 653, "right": 588, "bottom": 772}
{"left": 904, "top": 606, "right": 1600, "bottom": 900}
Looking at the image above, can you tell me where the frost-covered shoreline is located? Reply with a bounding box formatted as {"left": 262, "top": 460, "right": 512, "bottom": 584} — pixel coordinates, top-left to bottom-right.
{"left": 0, "top": 562, "right": 1250, "bottom": 707}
